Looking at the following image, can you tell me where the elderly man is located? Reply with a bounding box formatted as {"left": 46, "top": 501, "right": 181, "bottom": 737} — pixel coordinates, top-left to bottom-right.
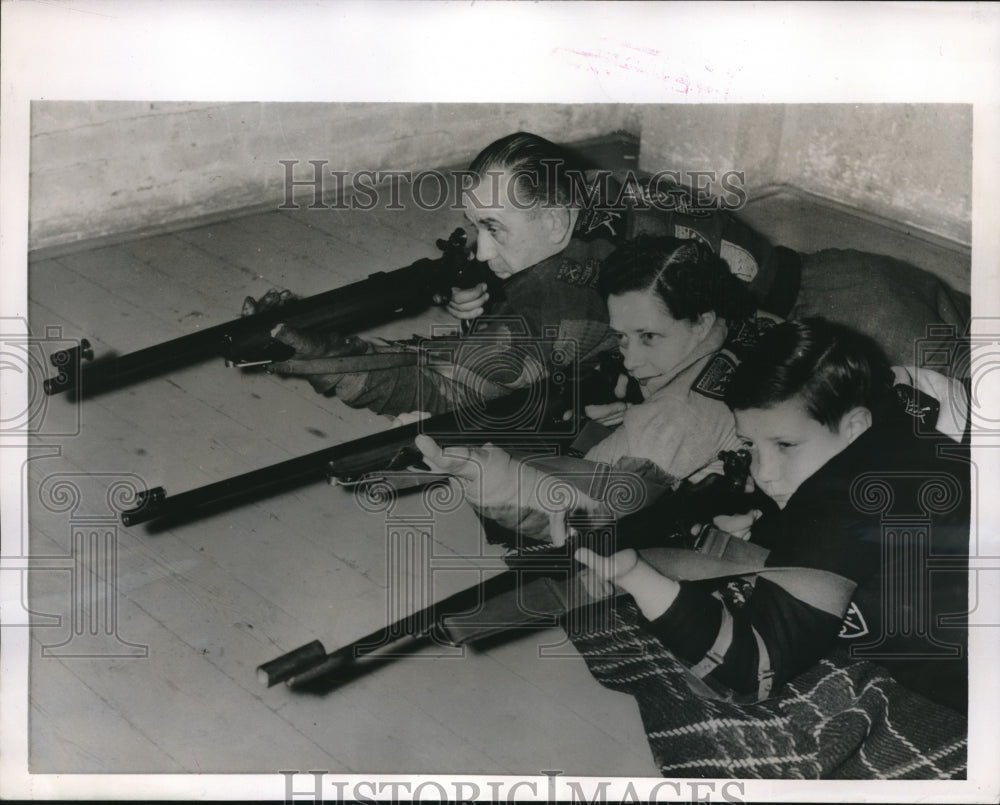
{"left": 247, "top": 131, "right": 797, "bottom": 418}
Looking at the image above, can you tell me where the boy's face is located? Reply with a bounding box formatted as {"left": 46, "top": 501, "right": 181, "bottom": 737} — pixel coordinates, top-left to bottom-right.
{"left": 463, "top": 171, "right": 567, "bottom": 279}
{"left": 734, "top": 398, "right": 864, "bottom": 509}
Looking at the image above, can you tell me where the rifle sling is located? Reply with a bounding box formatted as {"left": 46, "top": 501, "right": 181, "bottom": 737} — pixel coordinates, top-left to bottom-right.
{"left": 640, "top": 546, "right": 856, "bottom": 620}
{"left": 274, "top": 352, "right": 420, "bottom": 374}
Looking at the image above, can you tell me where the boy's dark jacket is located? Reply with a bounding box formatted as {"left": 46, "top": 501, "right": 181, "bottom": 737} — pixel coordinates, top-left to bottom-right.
{"left": 647, "top": 408, "right": 970, "bottom": 714}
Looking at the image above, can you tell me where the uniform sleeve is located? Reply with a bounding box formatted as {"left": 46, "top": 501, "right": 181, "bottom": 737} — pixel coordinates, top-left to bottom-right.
{"left": 642, "top": 460, "right": 877, "bottom": 697}
{"left": 331, "top": 362, "right": 499, "bottom": 417}
{"left": 584, "top": 390, "right": 737, "bottom": 482}
{"left": 322, "top": 327, "right": 548, "bottom": 417}
{"left": 646, "top": 575, "right": 846, "bottom": 696}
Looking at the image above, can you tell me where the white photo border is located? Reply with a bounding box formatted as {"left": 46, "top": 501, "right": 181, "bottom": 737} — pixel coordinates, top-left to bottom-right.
{"left": 2, "top": 1, "right": 998, "bottom": 801}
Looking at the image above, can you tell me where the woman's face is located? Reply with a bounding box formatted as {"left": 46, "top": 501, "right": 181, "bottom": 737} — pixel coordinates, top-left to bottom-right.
{"left": 607, "top": 290, "right": 714, "bottom": 395}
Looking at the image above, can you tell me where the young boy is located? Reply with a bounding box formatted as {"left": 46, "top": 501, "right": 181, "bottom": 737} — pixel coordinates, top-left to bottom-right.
{"left": 573, "top": 318, "right": 970, "bottom": 713}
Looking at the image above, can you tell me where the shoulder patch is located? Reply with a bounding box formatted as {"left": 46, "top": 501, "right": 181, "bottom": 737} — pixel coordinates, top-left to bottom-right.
{"left": 576, "top": 207, "right": 624, "bottom": 239}
{"left": 838, "top": 601, "right": 870, "bottom": 639}
{"left": 674, "top": 224, "right": 713, "bottom": 248}
{"left": 556, "top": 257, "right": 600, "bottom": 288}
{"left": 719, "top": 577, "right": 756, "bottom": 610}
{"left": 691, "top": 352, "right": 738, "bottom": 401}
{"left": 720, "top": 240, "right": 758, "bottom": 281}
{"left": 691, "top": 316, "right": 778, "bottom": 401}
{"left": 894, "top": 383, "right": 941, "bottom": 431}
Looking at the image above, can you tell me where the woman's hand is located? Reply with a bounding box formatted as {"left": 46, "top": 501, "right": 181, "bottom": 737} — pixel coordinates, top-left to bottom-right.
{"left": 562, "top": 374, "right": 632, "bottom": 426}
{"left": 584, "top": 374, "right": 633, "bottom": 426}
{"left": 414, "top": 434, "right": 517, "bottom": 508}
{"left": 583, "top": 400, "right": 630, "bottom": 427}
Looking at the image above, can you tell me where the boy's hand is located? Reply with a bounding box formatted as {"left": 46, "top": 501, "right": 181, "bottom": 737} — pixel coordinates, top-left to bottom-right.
{"left": 574, "top": 547, "right": 679, "bottom": 620}
{"left": 445, "top": 283, "right": 489, "bottom": 320}
{"left": 712, "top": 509, "right": 763, "bottom": 541}
{"left": 573, "top": 546, "right": 640, "bottom": 581}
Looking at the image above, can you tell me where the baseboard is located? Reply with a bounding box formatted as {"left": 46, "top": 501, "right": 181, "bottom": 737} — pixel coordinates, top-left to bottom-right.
{"left": 745, "top": 182, "right": 971, "bottom": 256}
{"left": 737, "top": 182, "right": 971, "bottom": 293}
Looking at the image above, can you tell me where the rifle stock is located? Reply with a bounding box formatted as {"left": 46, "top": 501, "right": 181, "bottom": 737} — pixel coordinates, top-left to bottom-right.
{"left": 44, "top": 227, "right": 489, "bottom": 397}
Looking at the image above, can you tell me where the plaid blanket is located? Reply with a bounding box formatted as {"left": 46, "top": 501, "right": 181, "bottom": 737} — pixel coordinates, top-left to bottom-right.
{"left": 569, "top": 598, "right": 967, "bottom": 779}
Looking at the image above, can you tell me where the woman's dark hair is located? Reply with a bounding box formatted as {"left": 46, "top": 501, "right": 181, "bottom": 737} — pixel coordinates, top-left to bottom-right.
{"left": 468, "top": 131, "right": 588, "bottom": 207}
{"left": 598, "top": 235, "right": 758, "bottom": 323}
{"left": 724, "top": 318, "right": 896, "bottom": 429}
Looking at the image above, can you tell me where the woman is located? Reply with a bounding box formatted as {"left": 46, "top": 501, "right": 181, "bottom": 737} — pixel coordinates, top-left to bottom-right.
{"left": 582, "top": 235, "right": 770, "bottom": 483}
{"left": 417, "top": 235, "right": 774, "bottom": 535}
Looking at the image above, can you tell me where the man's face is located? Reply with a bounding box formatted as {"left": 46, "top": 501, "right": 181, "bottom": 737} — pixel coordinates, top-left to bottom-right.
{"left": 463, "top": 171, "right": 565, "bottom": 279}
{"left": 734, "top": 398, "right": 859, "bottom": 509}
{"left": 607, "top": 290, "right": 712, "bottom": 396}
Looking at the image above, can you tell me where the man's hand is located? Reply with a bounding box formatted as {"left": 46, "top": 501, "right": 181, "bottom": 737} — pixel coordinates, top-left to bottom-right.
{"left": 241, "top": 288, "right": 369, "bottom": 367}
{"left": 445, "top": 283, "right": 490, "bottom": 321}
{"left": 242, "top": 288, "right": 297, "bottom": 316}
{"left": 266, "top": 325, "right": 370, "bottom": 368}
{"left": 390, "top": 411, "right": 432, "bottom": 428}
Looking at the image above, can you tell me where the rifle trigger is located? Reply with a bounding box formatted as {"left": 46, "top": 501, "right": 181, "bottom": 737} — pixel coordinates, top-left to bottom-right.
{"left": 331, "top": 470, "right": 453, "bottom": 493}
{"left": 328, "top": 476, "right": 371, "bottom": 488}
{"left": 226, "top": 358, "right": 274, "bottom": 368}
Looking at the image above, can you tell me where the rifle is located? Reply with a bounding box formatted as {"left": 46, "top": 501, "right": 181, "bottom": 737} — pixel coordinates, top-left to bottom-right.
{"left": 43, "top": 227, "right": 492, "bottom": 397}
{"left": 119, "top": 343, "right": 641, "bottom": 529}
{"left": 257, "top": 449, "right": 773, "bottom": 691}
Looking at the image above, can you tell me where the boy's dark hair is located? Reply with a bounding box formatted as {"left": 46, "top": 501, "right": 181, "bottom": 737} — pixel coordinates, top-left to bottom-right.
{"left": 468, "top": 131, "right": 587, "bottom": 207}
{"left": 724, "top": 317, "right": 896, "bottom": 429}
{"left": 598, "top": 234, "right": 758, "bottom": 323}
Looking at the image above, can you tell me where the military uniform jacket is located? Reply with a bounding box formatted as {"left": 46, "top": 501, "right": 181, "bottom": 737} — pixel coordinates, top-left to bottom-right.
{"left": 332, "top": 171, "right": 795, "bottom": 418}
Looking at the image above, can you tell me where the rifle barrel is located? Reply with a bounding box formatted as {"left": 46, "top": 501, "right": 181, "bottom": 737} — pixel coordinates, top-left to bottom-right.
{"left": 120, "top": 417, "right": 427, "bottom": 526}
{"left": 45, "top": 232, "right": 483, "bottom": 397}
{"left": 120, "top": 383, "right": 576, "bottom": 527}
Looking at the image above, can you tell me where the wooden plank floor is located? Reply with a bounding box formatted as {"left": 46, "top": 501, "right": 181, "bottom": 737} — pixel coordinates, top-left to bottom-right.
{"left": 26, "top": 193, "right": 659, "bottom": 776}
